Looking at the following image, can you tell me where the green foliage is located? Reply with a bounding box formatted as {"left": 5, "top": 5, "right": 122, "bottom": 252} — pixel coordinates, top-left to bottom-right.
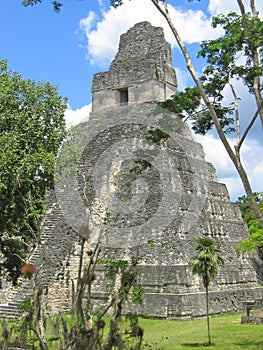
{"left": 103, "top": 258, "right": 129, "bottom": 279}
{"left": 146, "top": 128, "right": 169, "bottom": 145}
{"left": 22, "top": 0, "right": 63, "bottom": 12}
{"left": 158, "top": 86, "right": 235, "bottom": 136}
{"left": 110, "top": 0, "right": 124, "bottom": 8}
{"left": 4, "top": 245, "right": 146, "bottom": 349}
{"left": 159, "top": 87, "right": 201, "bottom": 117}
{"left": 18, "top": 297, "right": 34, "bottom": 313}
{"left": 239, "top": 221, "right": 263, "bottom": 252}
{"left": 236, "top": 193, "right": 263, "bottom": 253}
{"left": 22, "top": 0, "right": 41, "bottom": 5}
{"left": 129, "top": 159, "right": 152, "bottom": 176}
{"left": 131, "top": 284, "right": 145, "bottom": 305}
{"left": 102, "top": 258, "right": 145, "bottom": 304}
{"left": 199, "top": 12, "right": 263, "bottom": 92}
{"left": 190, "top": 237, "right": 225, "bottom": 287}
{"left": 18, "top": 297, "right": 34, "bottom": 323}
{"left": 236, "top": 192, "right": 263, "bottom": 222}
{"left": 22, "top": 0, "right": 200, "bottom": 12}
{"left": 21, "top": 0, "right": 126, "bottom": 11}
{"left": 159, "top": 11, "right": 262, "bottom": 136}
{"left": 190, "top": 237, "right": 225, "bottom": 345}
{"left": 0, "top": 60, "right": 67, "bottom": 284}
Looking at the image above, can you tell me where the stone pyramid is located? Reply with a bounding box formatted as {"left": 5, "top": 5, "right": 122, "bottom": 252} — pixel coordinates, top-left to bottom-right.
{"left": 72, "top": 21, "right": 262, "bottom": 318}
{"left": 1, "top": 21, "right": 262, "bottom": 319}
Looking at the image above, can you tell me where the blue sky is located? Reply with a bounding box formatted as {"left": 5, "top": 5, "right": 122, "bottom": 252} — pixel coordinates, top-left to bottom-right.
{"left": 0, "top": 0, "right": 94, "bottom": 109}
{"left": 0, "top": 0, "right": 211, "bottom": 109}
{"left": 0, "top": 0, "right": 262, "bottom": 200}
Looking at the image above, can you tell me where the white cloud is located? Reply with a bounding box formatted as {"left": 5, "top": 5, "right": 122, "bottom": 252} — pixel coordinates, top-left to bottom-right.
{"left": 208, "top": 0, "right": 242, "bottom": 15}
{"left": 79, "top": 0, "right": 222, "bottom": 68}
{"left": 64, "top": 104, "right": 92, "bottom": 128}
{"left": 175, "top": 67, "right": 192, "bottom": 91}
{"left": 195, "top": 133, "right": 263, "bottom": 200}
{"left": 208, "top": 0, "right": 263, "bottom": 17}
{"left": 79, "top": 11, "right": 97, "bottom": 34}
{"left": 167, "top": 6, "right": 222, "bottom": 45}
{"left": 195, "top": 133, "right": 236, "bottom": 178}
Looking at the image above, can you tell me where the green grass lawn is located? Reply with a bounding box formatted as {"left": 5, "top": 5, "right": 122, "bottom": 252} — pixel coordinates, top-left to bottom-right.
{"left": 1, "top": 312, "right": 263, "bottom": 349}
{"left": 139, "top": 313, "right": 263, "bottom": 350}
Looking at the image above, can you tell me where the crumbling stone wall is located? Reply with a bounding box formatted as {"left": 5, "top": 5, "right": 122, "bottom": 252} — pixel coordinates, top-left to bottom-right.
{"left": 92, "top": 22, "right": 177, "bottom": 111}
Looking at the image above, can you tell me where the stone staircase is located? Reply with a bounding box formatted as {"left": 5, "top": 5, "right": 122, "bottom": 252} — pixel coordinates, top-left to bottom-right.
{"left": 0, "top": 191, "right": 76, "bottom": 319}
{"left": 0, "top": 281, "right": 33, "bottom": 319}
{"left": 0, "top": 238, "right": 47, "bottom": 319}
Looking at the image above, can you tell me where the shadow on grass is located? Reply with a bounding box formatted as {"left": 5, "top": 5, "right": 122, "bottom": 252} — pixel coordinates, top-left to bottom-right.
{"left": 234, "top": 340, "right": 263, "bottom": 348}
{"left": 182, "top": 343, "right": 215, "bottom": 348}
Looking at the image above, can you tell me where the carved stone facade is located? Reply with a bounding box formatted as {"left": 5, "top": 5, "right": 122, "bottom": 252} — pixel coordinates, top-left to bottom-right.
{"left": 1, "top": 21, "right": 262, "bottom": 319}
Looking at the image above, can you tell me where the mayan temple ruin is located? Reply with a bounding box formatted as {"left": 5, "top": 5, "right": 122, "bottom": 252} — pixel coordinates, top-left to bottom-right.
{"left": 1, "top": 21, "right": 263, "bottom": 319}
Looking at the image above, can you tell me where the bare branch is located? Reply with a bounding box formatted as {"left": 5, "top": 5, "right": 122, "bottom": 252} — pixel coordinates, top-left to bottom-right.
{"left": 228, "top": 76, "right": 241, "bottom": 145}
{"left": 237, "top": 100, "right": 263, "bottom": 151}
{"left": 250, "top": 0, "right": 258, "bottom": 16}
{"left": 236, "top": 0, "right": 246, "bottom": 15}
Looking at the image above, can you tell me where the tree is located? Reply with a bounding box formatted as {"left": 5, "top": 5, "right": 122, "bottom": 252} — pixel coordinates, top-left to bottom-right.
{"left": 22, "top": 0, "right": 263, "bottom": 229}
{"left": 236, "top": 192, "right": 263, "bottom": 223}
{"left": 0, "top": 60, "right": 67, "bottom": 284}
{"left": 236, "top": 192, "right": 263, "bottom": 252}
{"left": 190, "top": 237, "right": 225, "bottom": 345}
{"left": 151, "top": 0, "right": 263, "bottom": 229}
{"left": 22, "top": 0, "right": 63, "bottom": 12}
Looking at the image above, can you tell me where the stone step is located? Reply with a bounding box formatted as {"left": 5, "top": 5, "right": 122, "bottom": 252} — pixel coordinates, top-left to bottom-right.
{"left": 7, "top": 299, "right": 31, "bottom": 307}
{"left": 0, "top": 314, "right": 22, "bottom": 319}
{"left": 0, "top": 308, "right": 21, "bottom": 315}
{"left": 2, "top": 292, "right": 33, "bottom": 308}
{"left": 0, "top": 305, "right": 22, "bottom": 319}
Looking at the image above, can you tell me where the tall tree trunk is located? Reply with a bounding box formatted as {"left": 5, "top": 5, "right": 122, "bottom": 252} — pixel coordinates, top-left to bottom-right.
{"left": 205, "top": 285, "right": 211, "bottom": 345}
